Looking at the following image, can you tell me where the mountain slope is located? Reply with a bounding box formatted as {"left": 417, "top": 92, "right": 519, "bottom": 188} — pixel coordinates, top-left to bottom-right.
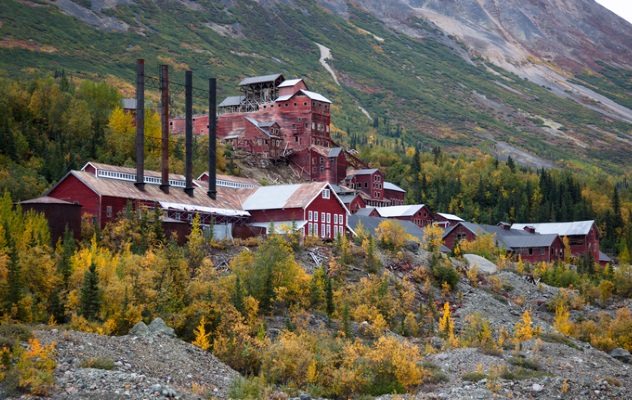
{"left": 1, "top": 0, "right": 631, "bottom": 175}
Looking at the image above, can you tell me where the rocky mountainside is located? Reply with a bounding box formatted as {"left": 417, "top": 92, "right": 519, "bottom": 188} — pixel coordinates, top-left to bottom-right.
{"left": 1, "top": 0, "right": 631, "bottom": 174}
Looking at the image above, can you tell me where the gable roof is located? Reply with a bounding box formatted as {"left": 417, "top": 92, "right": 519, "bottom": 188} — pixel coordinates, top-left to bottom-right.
{"left": 275, "top": 89, "right": 332, "bottom": 104}
{"left": 436, "top": 212, "right": 464, "bottom": 222}
{"left": 244, "top": 117, "right": 281, "bottom": 138}
{"left": 218, "top": 96, "right": 245, "bottom": 108}
{"left": 376, "top": 204, "right": 426, "bottom": 218}
{"left": 311, "top": 145, "right": 343, "bottom": 158}
{"left": 239, "top": 74, "right": 284, "bottom": 86}
{"left": 19, "top": 196, "right": 80, "bottom": 205}
{"left": 355, "top": 207, "right": 377, "bottom": 216}
{"left": 348, "top": 215, "right": 424, "bottom": 239}
{"left": 443, "top": 222, "right": 561, "bottom": 249}
{"left": 383, "top": 182, "right": 406, "bottom": 193}
{"left": 346, "top": 168, "right": 379, "bottom": 177}
{"left": 278, "top": 78, "right": 305, "bottom": 88}
{"left": 511, "top": 221, "right": 595, "bottom": 236}
{"left": 242, "top": 182, "right": 331, "bottom": 210}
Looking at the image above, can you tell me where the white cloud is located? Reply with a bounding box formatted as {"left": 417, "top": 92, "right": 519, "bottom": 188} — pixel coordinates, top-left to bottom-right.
{"left": 596, "top": 0, "right": 632, "bottom": 24}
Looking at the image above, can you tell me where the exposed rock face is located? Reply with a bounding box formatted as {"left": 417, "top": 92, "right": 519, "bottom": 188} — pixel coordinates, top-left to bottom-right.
{"left": 610, "top": 348, "right": 632, "bottom": 364}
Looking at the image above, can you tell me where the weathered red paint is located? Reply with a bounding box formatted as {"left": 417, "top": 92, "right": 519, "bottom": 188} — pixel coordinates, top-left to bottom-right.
{"left": 48, "top": 174, "right": 100, "bottom": 223}
{"left": 384, "top": 188, "right": 405, "bottom": 205}
{"left": 345, "top": 170, "right": 384, "bottom": 201}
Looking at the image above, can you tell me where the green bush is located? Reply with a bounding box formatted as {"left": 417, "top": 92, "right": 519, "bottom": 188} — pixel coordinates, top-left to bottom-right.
{"left": 80, "top": 357, "right": 115, "bottom": 370}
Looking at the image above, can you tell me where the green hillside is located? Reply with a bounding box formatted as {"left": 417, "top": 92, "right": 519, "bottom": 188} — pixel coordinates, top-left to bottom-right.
{"left": 1, "top": 0, "right": 631, "bottom": 174}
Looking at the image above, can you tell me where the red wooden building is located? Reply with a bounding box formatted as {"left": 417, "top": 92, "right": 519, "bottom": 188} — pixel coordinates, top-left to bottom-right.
{"left": 433, "top": 212, "right": 465, "bottom": 228}
{"left": 170, "top": 114, "right": 210, "bottom": 135}
{"left": 383, "top": 182, "right": 406, "bottom": 206}
{"left": 511, "top": 221, "right": 600, "bottom": 262}
{"left": 242, "top": 182, "right": 349, "bottom": 239}
{"left": 375, "top": 204, "right": 434, "bottom": 228}
{"left": 344, "top": 169, "right": 385, "bottom": 204}
{"left": 19, "top": 196, "right": 82, "bottom": 243}
{"left": 442, "top": 222, "right": 564, "bottom": 263}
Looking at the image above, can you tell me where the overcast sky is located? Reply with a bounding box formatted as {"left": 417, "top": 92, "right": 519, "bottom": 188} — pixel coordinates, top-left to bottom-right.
{"left": 596, "top": 0, "right": 632, "bottom": 24}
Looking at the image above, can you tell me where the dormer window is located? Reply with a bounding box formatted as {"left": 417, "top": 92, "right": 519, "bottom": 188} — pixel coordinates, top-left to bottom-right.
{"left": 322, "top": 189, "right": 330, "bottom": 199}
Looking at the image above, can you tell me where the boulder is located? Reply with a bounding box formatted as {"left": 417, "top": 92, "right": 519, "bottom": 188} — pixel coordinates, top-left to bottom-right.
{"left": 148, "top": 318, "right": 176, "bottom": 337}
{"left": 404, "top": 240, "right": 420, "bottom": 252}
{"left": 610, "top": 348, "right": 631, "bottom": 364}
{"left": 129, "top": 321, "right": 149, "bottom": 336}
{"left": 463, "top": 254, "right": 497, "bottom": 274}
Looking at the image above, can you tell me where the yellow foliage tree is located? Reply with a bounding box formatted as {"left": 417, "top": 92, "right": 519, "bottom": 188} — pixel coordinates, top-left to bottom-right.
{"left": 423, "top": 224, "right": 444, "bottom": 253}
{"left": 192, "top": 316, "right": 211, "bottom": 351}
{"left": 514, "top": 310, "right": 535, "bottom": 349}
{"left": 438, "top": 302, "right": 458, "bottom": 347}
{"left": 554, "top": 303, "right": 573, "bottom": 336}
{"left": 375, "top": 219, "right": 412, "bottom": 250}
{"left": 16, "top": 339, "right": 57, "bottom": 396}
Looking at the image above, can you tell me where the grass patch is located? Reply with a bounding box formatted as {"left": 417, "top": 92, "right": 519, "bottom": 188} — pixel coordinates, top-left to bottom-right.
{"left": 421, "top": 362, "right": 449, "bottom": 384}
{"left": 0, "top": 323, "right": 33, "bottom": 343}
{"left": 80, "top": 357, "right": 115, "bottom": 370}
{"left": 540, "top": 332, "right": 581, "bottom": 350}
{"left": 508, "top": 356, "right": 542, "bottom": 371}
{"left": 462, "top": 371, "right": 486, "bottom": 382}
{"left": 500, "top": 366, "right": 547, "bottom": 380}
{"left": 228, "top": 376, "right": 273, "bottom": 400}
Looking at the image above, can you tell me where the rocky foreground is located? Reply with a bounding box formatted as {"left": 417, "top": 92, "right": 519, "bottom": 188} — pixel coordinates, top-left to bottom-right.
{"left": 30, "top": 319, "right": 238, "bottom": 400}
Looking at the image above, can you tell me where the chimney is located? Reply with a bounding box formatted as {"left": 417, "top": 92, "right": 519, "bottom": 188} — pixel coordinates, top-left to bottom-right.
{"left": 524, "top": 226, "right": 536, "bottom": 234}
{"left": 498, "top": 222, "right": 511, "bottom": 230}
{"left": 208, "top": 77, "right": 217, "bottom": 199}
{"left": 135, "top": 59, "right": 145, "bottom": 190}
{"left": 159, "top": 64, "right": 169, "bottom": 194}
{"left": 184, "top": 70, "right": 194, "bottom": 197}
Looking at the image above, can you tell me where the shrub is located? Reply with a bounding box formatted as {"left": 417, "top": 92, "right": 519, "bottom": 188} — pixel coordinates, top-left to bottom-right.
{"left": 228, "top": 376, "right": 273, "bottom": 399}
{"left": 375, "top": 220, "right": 412, "bottom": 250}
{"left": 462, "top": 371, "right": 486, "bottom": 382}
{"left": 0, "top": 324, "right": 33, "bottom": 343}
{"left": 16, "top": 339, "right": 56, "bottom": 396}
{"left": 80, "top": 357, "right": 115, "bottom": 370}
{"left": 432, "top": 262, "right": 459, "bottom": 291}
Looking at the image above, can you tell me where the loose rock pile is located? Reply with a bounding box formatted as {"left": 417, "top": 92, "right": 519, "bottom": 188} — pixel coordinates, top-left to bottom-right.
{"left": 31, "top": 319, "right": 238, "bottom": 400}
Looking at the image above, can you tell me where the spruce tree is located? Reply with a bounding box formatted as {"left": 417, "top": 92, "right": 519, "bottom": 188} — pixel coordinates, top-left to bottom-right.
{"left": 325, "top": 275, "right": 334, "bottom": 318}
{"left": 232, "top": 276, "right": 245, "bottom": 315}
{"left": 80, "top": 262, "right": 101, "bottom": 321}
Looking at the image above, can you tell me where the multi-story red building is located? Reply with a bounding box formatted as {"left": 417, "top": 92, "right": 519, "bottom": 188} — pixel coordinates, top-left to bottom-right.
{"left": 383, "top": 182, "right": 406, "bottom": 206}
{"left": 344, "top": 169, "right": 384, "bottom": 203}
{"left": 511, "top": 221, "right": 600, "bottom": 262}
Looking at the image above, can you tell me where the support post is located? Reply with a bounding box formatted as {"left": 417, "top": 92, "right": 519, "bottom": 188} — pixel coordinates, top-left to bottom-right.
{"left": 208, "top": 77, "right": 217, "bottom": 199}
{"left": 135, "top": 59, "right": 145, "bottom": 190}
{"left": 184, "top": 70, "right": 194, "bottom": 196}
{"left": 160, "top": 64, "right": 170, "bottom": 194}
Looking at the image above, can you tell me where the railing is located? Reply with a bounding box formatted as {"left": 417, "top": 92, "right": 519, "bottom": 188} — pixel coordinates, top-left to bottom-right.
{"left": 97, "top": 169, "right": 186, "bottom": 188}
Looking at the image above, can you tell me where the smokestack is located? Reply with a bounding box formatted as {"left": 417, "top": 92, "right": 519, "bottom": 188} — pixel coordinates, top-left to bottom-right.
{"left": 208, "top": 78, "right": 217, "bottom": 200}
{"left": 135, "top": 59, "right": 145, "bottom": 190}
{"left": 184, "top": 70, "right": 194, "bottom": 197}
{"left": 160, "top": 64, "right": 169, "bottom": 194}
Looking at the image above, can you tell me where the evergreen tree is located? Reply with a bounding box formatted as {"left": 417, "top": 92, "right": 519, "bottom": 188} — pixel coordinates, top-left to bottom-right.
{"left": 80, "top": 262, "right": 101, "bottom": 321}
{"left": 507, "top": 155, "right": 516, "bottom": 172}
{"left": 232, "top": 276, "right": 245, "bottom": 315}
{"left": 325, "top": 275, "right": 334, "bottom": 318}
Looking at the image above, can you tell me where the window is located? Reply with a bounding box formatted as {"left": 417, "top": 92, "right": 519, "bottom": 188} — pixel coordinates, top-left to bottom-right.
{"left": 106, "top": 206, "right": 113, "bottom": 218}
{"left": 456, "top": 233, "right": 467, "bottom": 242}
{"left": 334, "top": 214, "right": 338, "bottom": 224}
{"left": 308, "top": 210, "right": 313, "bottom": 221}
{"left": 339, "top": 214, "right": 343, "bottom": 224}
{"left": 327, "top": 225, "right": 331, "bottom": 238}
{"left": 294, "top": 103, "right": 297, "bottom": 106}
{"left": 308, "top": 223, "right": 313, "bottom": 236}
{"left": 528, "top": 248, "right": 533, "bottom": 255}
{"left": 314, "top": 212, "right": 318, "bottom": 222}
{"left": 321, "top": 223, "right": 326, "bottom": 238}
{"left": 321, "top": 212, "right": 325, "bottom": 222}
{"left": 327, "top": 213, "right": 331, "bottom": 223}
{"left": 323, "top": 189, "right": 330, "bottom": 199}
{"left": 334, "top": 225, "right": 338, "bottom": 237}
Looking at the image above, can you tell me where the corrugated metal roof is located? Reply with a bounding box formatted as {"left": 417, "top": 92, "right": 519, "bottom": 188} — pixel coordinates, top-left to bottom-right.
{"left": 376, "top": 204, "right": 426, "bottom": 218}
{"left": 338, "top": 194, "right": 357, "bottom": 204}
{"left": 348, "top": 215, "right": 423, "bottom": 239}
{"left": 218, "top": 96, "right": 244, "bottom": 107}
{"left": 599, "top": 251, "right": 611, "bottom": 262}
{"left": 52, "top": 169, "right": 254, "bottom": 218}
{"left": 159, "top": 201, "right": 249, "bottom": 218}
{"left": 501, "top": 234, "right": 559, "bottom": 248}
{"left": 383, "top": 182, "right": 406, "bottom": 193}
{"left": 244, "top": 117, "right": 280, "bottom": 138}
{"left": 242, "top": 182, "right": 329, "bottom": 211}
{"left": 355, "top": 207, "right": 377, "bottom": 216}
{"left": 278, "top": 79, "right": 303, "bottom": 88}
{"left": 301, "top": 90, "right": 332, "bottom": 104}
{"left": 121, "top": 98, "right": 136, "bottom": 109}
{"left": 19, "top": 196, "right": 79, "bottom": 205}
{"left": 275, "top": 90, "right": 332, "bottom": 104}
{"left": 436, "top": 212, "right": 464, "bottom": 222}
{"left": 346, "top": 168, "right": 379, "bottom": 177}
{"left": 239, "top": 74, "right": 283, "bottom": 86}
{"left": 511, "top": 221, "right": 595, "bottom": 236}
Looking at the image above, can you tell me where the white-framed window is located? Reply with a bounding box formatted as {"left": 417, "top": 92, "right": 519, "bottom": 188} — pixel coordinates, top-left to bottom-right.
{"left": 321, "top": 223, "right": 326, "bottom": 238}
{"left": 321, "top": 212, "right": 325, "bottom": 222}
{"left": 322, "top": 189, "right": 330, "bottom": 199}
{"left": 327, "top": 225, "right": 331, "bottom": 238}
{"left": 314, "top": 212, "right": 318, "bottom": 222}
{"left": 339, "top": 214, "right": 343, "bottom": 224}
{"left": 308, "top": 223, "right": 313, "bottom": 236}
{"left": 106, "top": 206, "right": 113, "bottom": 218}
{"left": 334, "top": 225, "right": 338, "bottom": 237}
{"left": 327, "top": 213, "right": 331, "bottom": 223}
{"left": 334, "top": 214, "right": 338, "bottom": 224}
{"left": 308, "top": 210, "right": 313, "bottom": 221}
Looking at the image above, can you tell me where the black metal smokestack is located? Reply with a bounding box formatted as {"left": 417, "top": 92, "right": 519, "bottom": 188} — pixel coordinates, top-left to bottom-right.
{"left": 160, "top": 64, "right": 170, "bottom": 194}
{"left": 208, "top": 78, "right": 217, "bottom": 200}
{"left": 184, "top": 70, "right": 194, "bottom": 197}
{"left": 135, "top": 59, "right": 145, "bottom": 190}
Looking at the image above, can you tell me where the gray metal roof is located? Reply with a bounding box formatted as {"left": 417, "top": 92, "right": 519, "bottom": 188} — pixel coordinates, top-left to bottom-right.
{"left": 19, "top": 196, "right": 79, "bottom": 205}
{"left": 275, "top": 89, "right": 332, "bottom": 104}
{"left": 383, "top": 182, "right": 406, "bottom": 193}
{"left": 346, "top": 168, "right": 379, "bottom": 177}
{"left": 348, "top": 215, "right": 424, "bottom": 239}
{"left": 444, "top": 222, "right": 560, "bottom": 249}
{"left": 239, "top": 74, "right": 284, "bottom": 86}
{"left": 511, "top": 221, "right": 595, "bottom": 236}
{"left": 218, "top": 96, "right": 245, "bottom": 107}
{"left": 354, "top": 207, "right": 377, "bottom": 216}
{"left": 599, "top": 251, "right": 611, "bottom": 262}
{"left": 121, "top": 98, "right": 136, "bottom": 109}
{"left": 328, "top": 147, "right": 343, "bottom": 158}
{"left": 501, "top": 234, "right": 559, "bottom": 249}
{"left": 376, "top": 204, "right": 426, "bottom": 218}
{"left": 436, "top": 212, "right": 464, "bottom": 222}
{"left": 278, "top": 79, "right": 304, "bottom": 88}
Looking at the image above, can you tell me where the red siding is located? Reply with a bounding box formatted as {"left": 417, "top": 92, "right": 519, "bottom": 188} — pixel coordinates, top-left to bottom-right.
{"left": 248, "top": 208, "right": 304, "bottom": 223}
{"left": 443, "top": 224, "right": 477, "bottom": 250}
{"left": 345, "top": 170, "right": 384, "bottom": 200}
{"left": 48, "top": 174, "right": 101, "bottom": 223}
{"left": 347, "top": 195, "right": 366, "bottom": 214}
{"left": 384, "top": 189, "right": 405, "bottom": 205}
{"left": 304, "top": 191, "right": 347, "bottom": 239}
{"left": 387, "top": 206, "right": 433, "bottom": 228}
{"left": 512, "top": 236, "right": 564, "bottom": 263}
